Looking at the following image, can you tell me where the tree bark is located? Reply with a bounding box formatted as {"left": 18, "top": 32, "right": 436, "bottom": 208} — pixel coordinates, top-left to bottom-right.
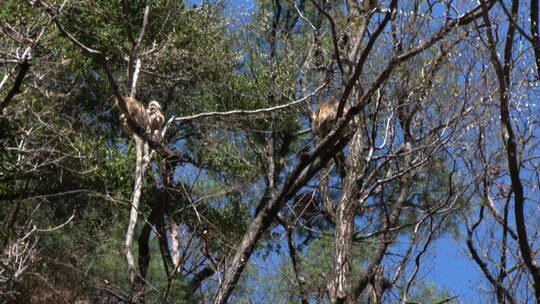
{"left": 329, "top": 129, "right": 365, "bottom": 304}
{"left": 125, "top": 138, "right": 150, "bottom": 293}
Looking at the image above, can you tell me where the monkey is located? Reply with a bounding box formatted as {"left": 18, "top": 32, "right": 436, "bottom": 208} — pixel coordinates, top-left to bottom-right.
{"left": 147, "top": 100, "right": 165, "bottom": 142}
{"left": 311, "top": 99, "right": 354, "bottom": 178}
{"left": 311, "top": 99, "right": 351, "bottom": 143}
{"left": 116, "top": 96, "right": 150, "bottom": 137}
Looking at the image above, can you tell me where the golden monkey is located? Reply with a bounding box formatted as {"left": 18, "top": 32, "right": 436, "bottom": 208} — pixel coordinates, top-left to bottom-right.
{"left": 116, "top": 97, "right": 150, "bottom": 137}
{"left": 311, "top": 100, "right": 353, "bottom": 178}
{"left": 311, "top": 100, "right": 351, "bottom": 142}
{"left": 147, "top": 100, "right": 164, "bottom": 142}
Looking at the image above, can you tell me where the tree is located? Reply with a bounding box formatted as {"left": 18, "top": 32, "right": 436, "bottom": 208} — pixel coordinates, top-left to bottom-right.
{"left": 457, "top": 1, "right": 540, "bottom": 303}
{"left": 4, "top": 0, "right": 540, "bottom": 303}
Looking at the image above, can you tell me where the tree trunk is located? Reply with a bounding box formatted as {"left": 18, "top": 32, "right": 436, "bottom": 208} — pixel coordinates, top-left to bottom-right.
{"left": 329, "top": 126, "right": 366, "bottom": 304}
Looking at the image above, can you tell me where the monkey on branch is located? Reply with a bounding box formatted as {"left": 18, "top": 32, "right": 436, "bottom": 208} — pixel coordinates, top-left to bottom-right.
{"left": 116, "top": 97, "right": 164, "bottom": 142}
{"left": 147, "top": 100, "right": 164, "bottom": 142}
{"left": 311, "top": 99, "right": 354, "bottom": 177}
{"left": 311, "top": 99, "right": 352, "bottom": 143}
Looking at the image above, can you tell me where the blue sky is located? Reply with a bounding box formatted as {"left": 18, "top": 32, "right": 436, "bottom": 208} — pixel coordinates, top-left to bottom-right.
{"left": 432, "top": 235, "right": 481, "bottom": 303}
{"left": 183, "top": 0, "right": 534, "bottom": 302}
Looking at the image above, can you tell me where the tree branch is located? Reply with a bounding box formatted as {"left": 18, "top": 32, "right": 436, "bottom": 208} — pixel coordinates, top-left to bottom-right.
{"left": 480, "top": 0, "right": 540, "bottom": 299}
{"left": 129, "top": 0, "right": 152, "bottom": 96}
{"left": 168, "top": 83, "right": 325, "bottom": 124}
{"left": 0, "top": 57, "right": 30, "bottom": 111}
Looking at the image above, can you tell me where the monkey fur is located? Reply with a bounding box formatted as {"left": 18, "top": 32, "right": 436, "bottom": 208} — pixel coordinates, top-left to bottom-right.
{"left": 311, "top": 99, "right": 353, "bottom": 178}
{"left": 116, "top": 97, "right": 150, "bottom": 137}
{"left": 147, "top": 100, "right": 164, "bottom": 142}
{"left": 311, "top": 99, "right": 351, "bottom": 143}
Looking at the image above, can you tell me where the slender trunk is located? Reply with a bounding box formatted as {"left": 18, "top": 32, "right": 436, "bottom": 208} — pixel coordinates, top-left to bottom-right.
{"left": 125, "top": 137, "right": 143, "bottom": 285}
{"left": 368, "top": 265, "right": 384, "bottom": 304}
{"left": 125, "top": 138, "right": 150, "bottom": 297}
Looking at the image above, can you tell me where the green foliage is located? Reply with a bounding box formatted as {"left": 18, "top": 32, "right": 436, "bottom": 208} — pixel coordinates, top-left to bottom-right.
{"left": 401, "top": 280, "right": 455, "bottom": 304}
{"left": 0, "top": 0, "right": 493, "bottom": 302}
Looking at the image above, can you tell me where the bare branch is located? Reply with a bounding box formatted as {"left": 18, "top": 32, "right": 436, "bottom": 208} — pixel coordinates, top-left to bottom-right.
{"left": 170, "top": 83, "right": 325, "bottom": 123}
{"left": 293, "top": 0, "right": 316, "bottom": 31}
{"left": 1, "top": 15, "right": 53, "bottom": 110}
{"left": 466, "top": 206, "right": 516, "bottom": 304}
{"left": 129, "top": 0, "right": 152, "bottom": 95}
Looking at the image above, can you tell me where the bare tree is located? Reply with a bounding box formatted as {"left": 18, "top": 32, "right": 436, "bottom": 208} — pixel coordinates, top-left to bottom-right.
{"left": 456, "top": 0, "right": 540, "bottom": 302}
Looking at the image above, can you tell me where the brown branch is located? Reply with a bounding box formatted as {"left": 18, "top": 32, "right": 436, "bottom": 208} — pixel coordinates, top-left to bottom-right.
{"left": 336, "top": 0, "right": 397, "bottom": 122}
{"left": 485, "top": 191, "right": 518, "bottom": 241}
{"left": 466, "top": 206, "right": 516, "bottom": 304}
{"left": 496, "top": 191, "right": 511, "bottom": 304}
{"left": 337, "top": 0, "right": 492, "bottom": 120}
{"left": 349, "top": 140, "right": 415, "bottom": 302}
{"left": 135, "top": 195, "right": 165, "bottom": 295}
{"left": 184, "top": 267, "right": 215, "bottom": 300}
{"left": 497, "top": 0, "right": 540, "bottom": 79}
